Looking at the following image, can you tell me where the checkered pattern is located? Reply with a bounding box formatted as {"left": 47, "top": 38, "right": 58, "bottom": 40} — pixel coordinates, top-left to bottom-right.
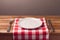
{"left": 13, "top": 18, "right": 49, "bottom": 40}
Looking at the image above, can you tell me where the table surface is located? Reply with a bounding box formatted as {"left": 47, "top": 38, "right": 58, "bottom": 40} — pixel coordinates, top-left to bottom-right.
{"left": 0, "top": 15, "right": 60, "bottom": 34}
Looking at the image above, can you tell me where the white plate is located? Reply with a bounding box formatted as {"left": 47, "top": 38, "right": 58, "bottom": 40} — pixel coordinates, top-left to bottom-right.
{"left": 18, "top": 18, "right": 42, "bottom": 29}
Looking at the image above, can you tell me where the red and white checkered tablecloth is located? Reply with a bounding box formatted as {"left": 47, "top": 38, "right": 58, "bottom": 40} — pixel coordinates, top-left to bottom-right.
{"left": 13, "top": 18, "right": 49, "bottom": 40}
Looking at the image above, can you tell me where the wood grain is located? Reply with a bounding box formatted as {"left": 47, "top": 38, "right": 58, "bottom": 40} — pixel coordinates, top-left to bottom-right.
{"left": 0, "top": 16, "right": 60, "bottom": 33}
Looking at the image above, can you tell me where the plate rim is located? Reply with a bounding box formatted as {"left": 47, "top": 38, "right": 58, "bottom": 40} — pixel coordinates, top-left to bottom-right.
{"left": 18, "top": 17, "right": 42, "bottom": 29}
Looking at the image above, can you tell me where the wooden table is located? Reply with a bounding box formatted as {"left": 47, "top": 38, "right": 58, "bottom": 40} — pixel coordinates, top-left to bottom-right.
{"left": 0, "top": 16, "right": 60, "bottom": 40}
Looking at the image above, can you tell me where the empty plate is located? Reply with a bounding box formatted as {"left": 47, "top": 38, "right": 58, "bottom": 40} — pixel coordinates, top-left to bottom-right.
{"left": 18, "top": 18, "right": 42, "bottom": 29}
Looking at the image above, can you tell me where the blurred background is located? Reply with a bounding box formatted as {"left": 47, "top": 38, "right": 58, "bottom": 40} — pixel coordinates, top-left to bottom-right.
{"left": 0, "top": 0, "right": 60, "bottom": 15}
